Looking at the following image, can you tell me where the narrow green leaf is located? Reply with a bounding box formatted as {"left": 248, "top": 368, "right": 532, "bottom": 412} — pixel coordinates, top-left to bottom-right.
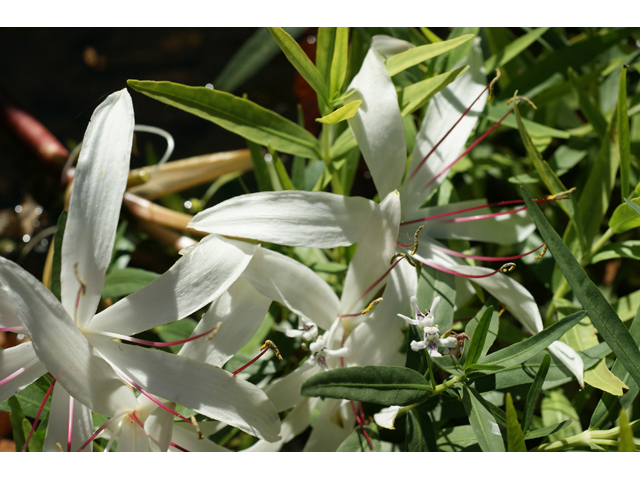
{"left": 300, "top": 366, "right": 433, "bottom": 406}
{"left": 246, "top": 139, "right": 273, "bottom": 192}
{"left": 484, "top": 27, "right": 549, "bottom": 72}
{"left": 329, "top": 28, "right": 349, "bottom": 102}
{"left": 541, "top": 390, "right": 582, "bottom": 442}
{"left": 486, "top": 104, "right": 570, "bottom": 139}
{"left": 568, "top": 67, "right": 608, "bottom": 140}
{"left": 102, "top": 267, "right": 160, "bottom": 299}
{"left": 8, "top": 396, "right": 26, "bottom": 452}
{"left": 618, "top": 409, "right": 636, "bottom": 452}
{"left": 268, "top": 27, "right": 330, "bottom": 108}
{"left": 315, "top": 27, "right": 336, "bottom": 86}
{"left": 464, "top": 306, "right": 494, "bottom": 370}
{"left": 591, "top": 240, "right": 640, "bottom": 263}
{"left": 505, "top": 392, "right": 527, "bottom": 452}
{"left": 316, "top": 100, "right": 362, "bottom": 124}
{"left": 462, "top": 301, "right": 499, "bottom": 363}
{"left": 523, "top": 354, "right": 551, "bottom": 433}
{"left": 50, "top": 210, "right": 67, "bottom": 302}
{"left": 625, "top": 197, "right": 640, "bottom": 216}
{"left": 0, "top": 380, "right": 51, "bottom": 419}
{"left": 127, "top": 80, "right": 321, "bottom": 159}
{"left": 480, "top": 310, "right": 586, "bottom": 368}
{"left": 337, "top": 425, "right": 380, "bottom": 452}
{"left": 385, "top": 34, "right": 474, "bottom": 76}
{"left": 522, "top": 186, "right": 640, "bottom": 388}
{"left": 464, "top": 364, "right": 506, "bottom": 372}
{"left": 461, "top": 385, "right": 505, "bottom": 452}
{"left": 523, "top": 420, "right": 572, "bottom": 440}
{"left": 420, "top": 28, "right": 443, "bottom": 44}
{"left": 268, "top": 145, "right": 295, "bottom": 191}
{"left": 619, "top": 66, "right": 631, "bottom": 201}
{"left": 399, "top": 65, "right": 469, "bottom": 116}
{"left": 21, "top": 418, "right": 42, "bottom": 452}
{"left": 405, "top": 408, "right": 437, "bottom": 452}
{"left": 610, "top": 198, "right": 640, "bottom": 233}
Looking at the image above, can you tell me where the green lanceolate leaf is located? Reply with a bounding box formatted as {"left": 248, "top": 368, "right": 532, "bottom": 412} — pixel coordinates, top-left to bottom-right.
{"left": 523, "top": 420, "right": 572, "bottom": 440}
{"left": 619, "top": 66, "right": 631, "bottom": 201}
{"left": 21, "top": 418, "right": 42, "bottom": 452}
{"left": 462, "top": 301, "right": 499, "bottom": 364}
{"left": 8, "top": 396, "right": 26, "bottom": 452}
{"left": 316, "top": 100, "right": 362, "bottom": 124}
{"left": 127, "top": 80, "right": 321, "bottom": 159}
{"left": 246, "top": 139, "right": 273, "bottom": 192}
{"left": 405, "top": 408, "right": 437, "bottom": 452}
{"left": 483, "top": 27, "right": 549, "bottom": 72}
{"left": 50, "top": 210, "right": 67, "bottom": 301}
{"left": 568, "top": 67, "right": 608, "bottom": 140}
{"left": 610, "top": 197, "right": 640, "bottom": 233}
{"left": 268, "top": 27, "right": 330, "bottom": 108}
{"left": 618, "top": 409, "right": 636, "bottom": 452}
{"left": 522, "top": 186, "right": 640, "bottom": 389}
{"left": 591, "top": 240, "right": 640, "bottom": 263}
{"left": 385, "top": 34, "right": 474, "bottom": 76}
{"left": 505, "top": 392, "right": 527, "bottom": 452}
{"left": 464, "top": 306, "right": 494, "bottom": 371}
{"left": 300, "top": 366, "right": 433, "bottom": 406}
{"left": 102, "top": 268, "right": 160, "bottom": 299}
{"left": 541, "top": 389, "right": 582, "bottom": 442}
{"left": 399, "top": 65, "right": 469, "bottom": 116}
{"left": 480, "top": 310, "right": 586, "bottom": 368}
{"left": 522, "top": 354, "right": 551, "bottom": 433}
{"left": 461, "top": 385, "right": 505, "bottom": 452}
{"left": 329, "top": 28, "right": 349, "bottom": 102}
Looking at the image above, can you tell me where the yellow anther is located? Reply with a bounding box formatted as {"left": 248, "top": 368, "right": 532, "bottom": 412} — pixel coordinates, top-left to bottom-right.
{"left": 261, "top": 340, "right": 283, "bottom": 361}
{"left": 190, "top": 416, "right": 203, "bottom": 440}
{"left": 497, "top": 302, "right": 506, "bottom": 317}
{"left": 206, "top": 321, "right": 223, "bottom": 341}
{"left": 547, "top": 187, "right": 576, "bottom": 200}
{"left": 410, "top": 225, "right": 424, "bottom": 255}
{"left": 56, "top": 442, "right": 63, "bottom": 452}
{"left": 499, "top": 262, "right": 516, "bottom": 274}
{"left": 489, "top": 68, "right": 501, "bottom": 100}
{"left": 390, "top": 253, "right": 416, "bottom": 267}
{"left": 506, "top": 95, "right": 537, "bottom": 110}
{"left": 535, "top": 244, "right": 548, "bottom": 260}
{"left": 360, "top": 297, "right": 383, "bottom": 315}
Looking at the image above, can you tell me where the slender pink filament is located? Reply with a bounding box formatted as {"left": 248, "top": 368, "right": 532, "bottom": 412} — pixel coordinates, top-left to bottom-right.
{"left": 401, "top": 198, "right": 563, "bottom": 226}
{"left": 438, "top": 206, "right": 528, "bottom": 223}
{"left": 348, "top": 400, "right": 374, "bottom": 451}
{"left": 22, "top": 378, "right": 56, "bottom": 452}
{"left": 95, "top": 326, "right": 218, "bottom": 348}
{"left": 67, "top": 395, "right": 74, "bottom": 452}
{"left": 423, "top": 108, "right": 513, "bottom": 191}
{"left": 232, "top": 347, "right": 270, "bottom": 376}
{"left": 414, "top": 256, "right": 503, "bottom": 278}
{"left": 408, "top": 84, "right": 490, "bottom": 181}
{"left": 77, "top": 415, "right": 119, "bottom": 452}
{"left": 0, "top": 327, "right": 25, "bottom": 332}
{"left": 0, "top": 357, "right": 40, "bottom": 387}
{"left": 431, "top": 243, "right": 543, "bottom": 262}
{"left": 170, "top": 442, "right": 189, "bottom": 452}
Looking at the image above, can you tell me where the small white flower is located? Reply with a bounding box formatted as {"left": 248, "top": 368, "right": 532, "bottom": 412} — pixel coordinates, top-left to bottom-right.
{"left": 280, "top": 317, "right": 319, "bottom": 343}
{"left": 302, "top": 335, "right": 350, "bottom": 371}
{"left": 399, "top": 296, "right": 457, "bottom": 357}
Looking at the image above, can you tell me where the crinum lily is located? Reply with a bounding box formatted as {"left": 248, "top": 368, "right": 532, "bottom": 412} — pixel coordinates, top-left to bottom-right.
{"left": 0, "top": 89, "right": 280, "bottom": 451}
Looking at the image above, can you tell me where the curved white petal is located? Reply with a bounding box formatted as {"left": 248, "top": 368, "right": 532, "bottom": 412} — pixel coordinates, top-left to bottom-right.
{"left": 43, "top": 384, "right": 94, "bottom": 452}
{"left": 347, "top": 36, "right": 410, "bottom": 198}
{"left": 116, "top": 419, "right": 150, "bottom": 452}
{"left": 401, "top": 38, "right": 487, "bottom": 208}
{"left": 548, "top": 340, "right": 585, "bottom": 387}
{"left": 61, "top": 89, "right": 134, "bottom": 327}
{"left": 263, "top": 362, "right": 320, "bottom": 413}
{"left": 0, "top": 257, "right": 137, "bottom": 416}
{"left": 92, "top": 337, "right": 281, "bottom": 443}
{"left": 303, "top": 398, "right": 354, "bottom": 452}
{"left": 0, "top": 287, "right": 22, "bottom": 328}
{"left": 89, "top": 234, "right": 257, "bottom": 336}
{"left": 374, "top": 405, "right": 402, "bottom": 430}
{"left": 143, "top": 400, "right": 175, "bottom": 452}
{"left": 0, "top": 343, "right": 47, "bottom": 402}
{"left": 188, "top": 191, "right": 376, "bottom": 248}
{"left": 340, "top": 191, "right": 401, "bottom": 319}
{"left": 170, "top": 422, "right": 231, "bottom": 452}
{"left": 178, "top": 276, "right": 271, "bottom": 367}
{"left": 345, "top": 259, "right": 417, "bottom": 367}
{"left": 242, "top": 247, "right": 340, "bottom": 330}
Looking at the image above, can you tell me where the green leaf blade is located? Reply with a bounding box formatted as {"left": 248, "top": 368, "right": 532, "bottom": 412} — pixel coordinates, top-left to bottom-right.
{"left": 618, "top": 66, "right": 631, "bottom": 201}
{"left": 386, "top": 34, "right": 474, "bottom": 76}
{"left": 464, "top": 306, "right": 493, "bottom": 370}
{"left": 461, "top": 385, "right": 505, "bottom": 452}
{"left": 522, "top": 353, "right": 551, "bottom": 433}
{"left": 505, "top": 392, "right": 527, "bottom": 452}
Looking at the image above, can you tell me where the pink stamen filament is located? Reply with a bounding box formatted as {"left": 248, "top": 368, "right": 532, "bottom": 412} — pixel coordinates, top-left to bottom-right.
{"left": 413, "top": 255, "right": 505, "bottom": 278}
{"left": 93, "top": 326, "right": 218, "bottom": 348}
{"left": 170, "top": 442, "right": 189, "bottom": 452}
{"left": 22, "top": 378, "right": 56, "bottom": 452}
{"left": 67, "top": 395, "right": 74, "bottom": 452}
{"left": 401, "top": 198, "right": 564, "bottom": 227}
{"left": 430, "top": 243, "right": 543, "bottom": 262}
{"left": 437, "top": 206, "right": 528, "bottom": 223}
{"left": 232, "top": 347, "right": 270, "bottom": 376}
{"left": 423, "top": 108, "right": 513, "bottom": 191}
{"left": 0, "top": 357, "right": 40, "bottom": 387}
{"left": 77, "top": 415, "right": 119, "bottom": 452}
{"left": 0, "top": 327, "right": 26, "bottom": 333}
{"left": 348, "top": 400, "right": 374, "bottom": 451}
{"left": 408, "top": 83, "right": 491, "bottom": 181}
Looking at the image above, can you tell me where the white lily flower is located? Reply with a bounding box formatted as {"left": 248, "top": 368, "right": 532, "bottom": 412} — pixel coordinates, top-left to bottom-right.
{"left": 0, "top": 90, "right": 281, "bottom": 450}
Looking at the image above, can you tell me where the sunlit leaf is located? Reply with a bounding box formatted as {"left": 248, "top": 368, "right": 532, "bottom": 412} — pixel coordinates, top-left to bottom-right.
{"left": 316, "top": 100, "right": 362, "bottom": 124}
{"left": 505, "top": 392, "right": 526, "bottom": 452}
{"left": 461, "top": 385, "right": 505, "bottom": 452}
{"left": 386, "top": 34, "right": 474, "bottom": 76}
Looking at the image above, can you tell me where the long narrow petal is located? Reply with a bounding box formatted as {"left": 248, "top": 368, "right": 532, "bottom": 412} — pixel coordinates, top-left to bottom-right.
{"left": 0, "top": 257, "right": 137, "bottom": 416}
{"left": 143, "top": 401, "right": 175, "bottom": 452}
{"left": 347, "top": 36, "right": 411, "bottom": 198}
{"left": 401, "top": 38, "right": 487, "bottom": 208}
{"left": 61, "top": 89, "right": 134, "bottom": 327}
{"left": 178, "top": 276, "right": 271, "bottom": 367}
{"left": 0, "top": 287, "right": 22, "bottom": 328}
{"left": 242, "top": 247, "right": 340, "bottom": 330}
{"left": 188, "top": 191, "right": 375, "bottom": 248}
{"left": 89, "top": 234, "right": 256, "bottom": 336}
{"left": 0, "top": 343, "right": 47, "bottom": 402}
{"left": 116, "top": 421, "right": 150, "bottom": 452}
{"left": 263, "top": 363, "right": 320, "bottom": 413}
{"left": 92, "top": 337, "right": 281, "bottom": 442}
{"left": 43, "top": 384, "right": 94, "bottom": 452}
{"left": 302, "top": 398, "right": 354, "bottom": 452}
{"left": 340, "top": 191, "right": 401, "bottom": 318}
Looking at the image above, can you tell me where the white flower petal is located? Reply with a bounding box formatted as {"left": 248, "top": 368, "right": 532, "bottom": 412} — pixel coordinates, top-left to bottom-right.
{"left": 0, "top": 343, "right": 47, "bottom": 402}
{"left": 170, "top": 422, "right": 231, "bottom": 452}
{"left": 61, "top": 89, "right": 134, "bottom": 327}
{"left": 116, "top": 419, "right": 150, "bottom": 452}
{"left": 92, "top": 337, "right": 281, "bottom": 442}
{"left": 263, "top": 362, "right": 320, "bottom": 413}
{"left": 401, "top": 38, "right": 487, "bottom": 207}
{"left": 374, "top": 405, "right": 403, "bottom": 430}
{"left": 89, "top": 234, "right": 257, "bottom": 336}
{"left": 0, "top": 257, "right": 137, "bottom": 416}
{"left": 439, "top": 336, "right": 458, "bottom": 348}
{"left": 347, "top": 36, "right": 410, "bottom": 198}
{"left": 340, "top": 191, "right": 402, "bottom": 318}
{"left": 43, "top": 384, "right": 94, "bottom": 452}
{"left": 178, "top": 276, "right": 271, "bottom": 367}
{"left": 188, "top": 191, "right": 376, "bottom": 248}
{"left": 303, "top": 398, "right": 354, "bottom": 452}
{"left": 0, "top": 287, "right": 22, "bottom": 328}
{"left": 144, "top": 401, "right": 175, "bottom": 452}
{"left": 548, "top": 340, "right": 585, "bottom": 387}
{"left": 242, "top": 247, "right": 340, "bottom": 330}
